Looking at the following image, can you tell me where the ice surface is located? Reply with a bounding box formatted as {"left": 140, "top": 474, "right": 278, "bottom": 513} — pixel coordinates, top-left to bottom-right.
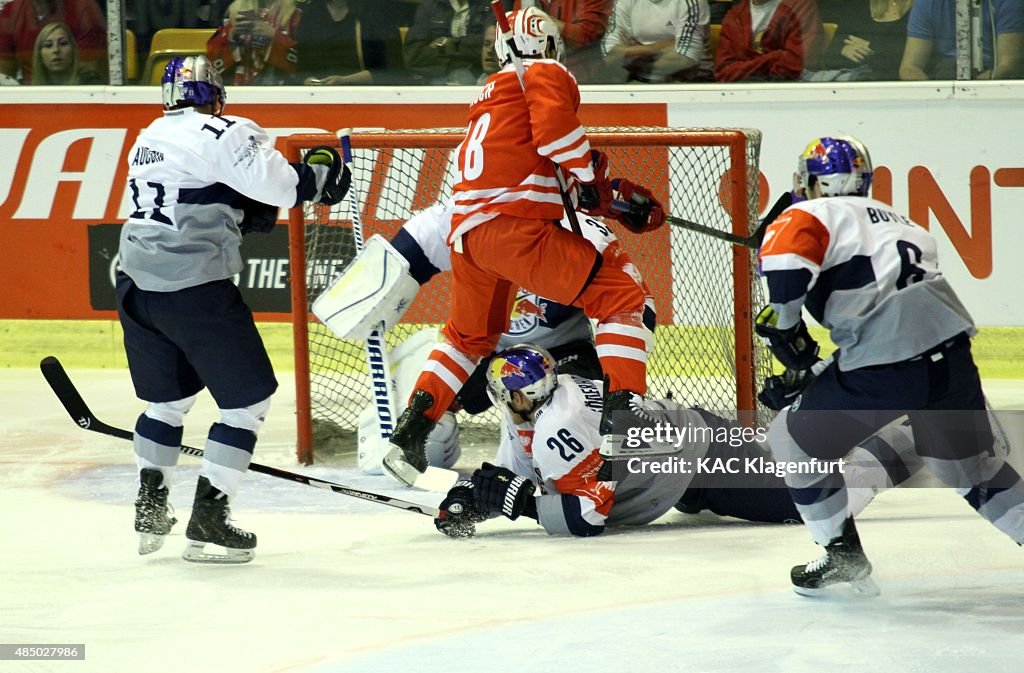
{"left": 2, "top": 368, "right": 1022, "bottom": 673}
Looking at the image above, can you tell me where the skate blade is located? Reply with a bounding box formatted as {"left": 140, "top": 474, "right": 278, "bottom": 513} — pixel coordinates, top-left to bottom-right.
{"left": 181, "top": 540, "right": 255, "bottom": 565}
{"left": 137, "top": 532, "right": 167, "bottom": 555}
{"left": 793, "top": 576, "right": 881, "bottom": 598}
{"left": 382, "top": 446, "right": 424, "bottom": 487}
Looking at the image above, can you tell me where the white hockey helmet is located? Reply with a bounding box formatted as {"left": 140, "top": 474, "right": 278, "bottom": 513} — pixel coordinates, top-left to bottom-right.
{"left": 162, "top": 55, "right": 226, "bottom": 115}
{"left": 494, "top": 7, "right": 565, "bottom": 66}
{"left": 486, "top": 344, "right": 559, "bottom": 412}
{"left": 796, "top": 136, "right": 873, "bottom": 198}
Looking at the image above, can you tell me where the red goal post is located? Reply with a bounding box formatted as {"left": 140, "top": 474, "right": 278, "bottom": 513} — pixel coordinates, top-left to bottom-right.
{"left": 285, "top": 127, "right": 770, "bottom": 465}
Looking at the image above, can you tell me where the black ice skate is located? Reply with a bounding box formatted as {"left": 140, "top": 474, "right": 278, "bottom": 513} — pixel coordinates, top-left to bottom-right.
{"left": 135, "top": 468, "right": 177, "bottom": 555}
{"left": 182, "top": 477, "right": 256, "bottom": 564}
{"left": 382, "top": 390, "right": 437, "bottom": 487}
{"left": 791, "top": 518, "right": 879, "bottom": 597}
{"left": 597, "top": 388, "right": 669, "bottom": 461}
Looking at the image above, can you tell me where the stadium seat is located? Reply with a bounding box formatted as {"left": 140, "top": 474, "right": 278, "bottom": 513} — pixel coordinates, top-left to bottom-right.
{"left": 125, "top": 29, "right": 137, "bottom": 82}
{"left": 142, "top": 28, "right": 216, "bottom": 85}
{"left": 823, "top": 22, "right": 838, "bottom": 51}
{"left": 709, "top": 24, "right": 721, "bottom": 58}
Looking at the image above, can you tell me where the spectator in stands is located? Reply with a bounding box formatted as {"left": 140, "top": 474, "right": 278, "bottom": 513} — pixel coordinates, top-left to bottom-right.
{"left": 516, "top": 0, "right": 612, "bottom": 83}
{"left": 31, "top": 21, "right": 99, "bottom": 84}
{"left": 403, "top": 0, "right": 497, "bottom": 85}
{"left": 206, "top": 0, "right": 302, "bottom": 85}
{"left": 0, "top": 0, "right": 107, "bottom": 84}
{"left": 713, "top": 0, "right": 823, "bottom": 82}
{"left": 131, "top": 0, "right": 224, "bottom": 57}
{"left": 299, "top": 0, "right": 406, "bottom": 85}
{"left": 601, "top": 0, "right": 712, "bottom": 83}
{"left": 899, "top": 0, "right": 1023, "bottom": 80}
{"left": 478, "top": 23, "right": 501, "bottom": 84}
{"left": 816, "top": 0, "right": 913, "bottom": 81}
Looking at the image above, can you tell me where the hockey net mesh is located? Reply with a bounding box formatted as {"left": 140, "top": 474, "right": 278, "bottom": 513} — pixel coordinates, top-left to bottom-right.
{"left": 290, "top": 127, "right": 771, "bottom": 459}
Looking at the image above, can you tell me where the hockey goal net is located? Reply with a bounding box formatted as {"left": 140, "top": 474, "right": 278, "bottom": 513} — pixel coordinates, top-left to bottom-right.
{"left": 286, "top": 127, "right": 770, "bottom": 465}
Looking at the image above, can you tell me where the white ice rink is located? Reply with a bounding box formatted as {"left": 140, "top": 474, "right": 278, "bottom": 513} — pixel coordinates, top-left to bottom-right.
{"left": 2, "top": 367, "right": 1023, "bottom": 673}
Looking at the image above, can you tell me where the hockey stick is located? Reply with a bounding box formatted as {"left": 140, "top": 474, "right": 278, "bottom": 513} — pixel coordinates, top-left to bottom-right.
{"left": 490, "top": 0, "right": 583, "bottom": 237}
{"left": 338, "top": 130, "right": 400, "bottom": 443}
{"left": 339, "top": 133, "right": 458, "bottom": 491}
{"left": 667, "top": 191, "right": 794, "bottom": 249}
{"left": 39, "top": 356, "right": 439, "bottom": 518}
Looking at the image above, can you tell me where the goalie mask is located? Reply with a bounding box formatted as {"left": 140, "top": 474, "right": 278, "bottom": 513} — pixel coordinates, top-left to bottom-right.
{"left": 162, "top": 55, "right": 226, "bottom": 115}
{"left": 796, "top": 136, "right": 873, "bottom": 198}
{"left": 486, "top": 344, "right": 558, "bottom": 413}
{"left": 494, "top": 7, "right": 565, "bottom": 66}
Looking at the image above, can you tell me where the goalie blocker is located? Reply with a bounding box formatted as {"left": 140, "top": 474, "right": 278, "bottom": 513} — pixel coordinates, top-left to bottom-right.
{"left": 312, "top": 235, "right": 420, "bottom": 341}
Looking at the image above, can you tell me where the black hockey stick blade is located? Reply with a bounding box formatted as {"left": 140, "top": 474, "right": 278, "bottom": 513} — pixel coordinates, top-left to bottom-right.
{"left": 40, "top": 355, "right": 131, "bottom": 440}
{"left": 39, "top": 356, "right": 439, "bottom": 517}
{"left": 667, "top": 190, "right": 794, "bottom": 249}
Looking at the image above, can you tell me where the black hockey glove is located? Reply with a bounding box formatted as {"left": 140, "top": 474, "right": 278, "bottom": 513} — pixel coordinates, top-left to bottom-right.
{"left": 236, "top": 195, "right": 279, "bottom": 235}
{"left": 758, "top": 366, "right": 816, "bottom": 411}
{"left": 434, "top": 480, "right": 488, "bottom": 539}
{"left": 611, "top": 179, "right": 666, "bottom": 233}
{"left": 304, "top": 145, "right": 352, "bottom": 206}
{"left": 471, "top": 462, "right": 538, "bottom": 521}
{"left": 577, "top": 150, "right": 614, "bottom": 217}
{"left": 755, "top": 306, "right": 820, "bottom": 371}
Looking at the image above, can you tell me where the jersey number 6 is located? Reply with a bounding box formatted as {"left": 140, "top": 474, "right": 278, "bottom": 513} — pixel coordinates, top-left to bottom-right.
{"left": 896, "top": 240, "right": 926, "bottom": 290}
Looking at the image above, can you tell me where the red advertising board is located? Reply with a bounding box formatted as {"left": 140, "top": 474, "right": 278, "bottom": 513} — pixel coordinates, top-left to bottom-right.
{"left": 0, "top": 101, "right": 666, "bottom": 320}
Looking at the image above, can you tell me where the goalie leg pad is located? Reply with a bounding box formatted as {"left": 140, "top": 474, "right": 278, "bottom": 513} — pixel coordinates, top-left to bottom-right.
{"left": 312, "top": 235, "right": 419, "bottom": 341}
{"left": 360, "top": 409, "right": 461, "bottom": 474}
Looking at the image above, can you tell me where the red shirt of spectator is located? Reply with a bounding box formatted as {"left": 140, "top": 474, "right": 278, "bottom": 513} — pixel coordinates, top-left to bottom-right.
{"left": 0, "top": 0, "right": 107, "bottom": 83}
{"left": 713, "top": 0, "right": 822, "bottom": 83}
{"left": 513, "top": 0, "right": 611, "bottom": 50}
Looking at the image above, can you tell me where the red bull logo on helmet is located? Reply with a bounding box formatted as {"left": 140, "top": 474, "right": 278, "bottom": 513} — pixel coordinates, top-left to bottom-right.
{"left": 490, "top": 356, "right": 525, "bottom": 383}
{"left": 500, "top": 359, "right": 525, "bottom": 378}
{"left": 804, "top": 139, "right": 829, "bottom": 161}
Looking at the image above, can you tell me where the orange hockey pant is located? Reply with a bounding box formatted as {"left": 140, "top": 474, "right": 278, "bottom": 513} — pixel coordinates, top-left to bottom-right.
{"left": 413, "top": 215, "right": 650, "bottom": 421}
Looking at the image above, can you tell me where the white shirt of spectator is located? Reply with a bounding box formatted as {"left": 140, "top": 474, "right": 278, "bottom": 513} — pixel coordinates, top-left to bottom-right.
{"left": 449, "top": 0, "right": 470, "bottom": 38}
{"left": 749, "top": 0, "right": 783, "bottom": 45}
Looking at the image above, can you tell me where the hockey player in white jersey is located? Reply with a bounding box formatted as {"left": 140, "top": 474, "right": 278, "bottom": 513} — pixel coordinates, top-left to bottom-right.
{"left": 119, "top": 56, "right": 351, "bottom": 563}
{"left": 757, "top": 136, "right": 1024, "bottom": 595}
{"left": 432, "top": 344, "right": 923, "bottom": 539}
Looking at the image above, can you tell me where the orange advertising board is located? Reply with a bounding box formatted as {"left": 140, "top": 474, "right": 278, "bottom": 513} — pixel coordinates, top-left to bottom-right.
{"left": 0, "top": 100, "right": 667, "bottom": 321}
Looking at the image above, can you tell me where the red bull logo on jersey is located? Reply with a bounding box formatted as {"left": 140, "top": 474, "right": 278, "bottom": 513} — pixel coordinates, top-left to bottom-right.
{"left": 516, "top": 296, "right": 547, "bottom": 321}
{"left": 508, "top": 291, "right": 549, "bottom": 336}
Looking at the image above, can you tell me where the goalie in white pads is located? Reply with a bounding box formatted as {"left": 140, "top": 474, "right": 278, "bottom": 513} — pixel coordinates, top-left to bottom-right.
{"left": 757, "top": 136, "right": 1024, "bottom": 596}
{"left": 118, "top": 56, "right": 350, "bottom": 563}
{"left": 432, "top": 344, "right": 925, "bottom": 539}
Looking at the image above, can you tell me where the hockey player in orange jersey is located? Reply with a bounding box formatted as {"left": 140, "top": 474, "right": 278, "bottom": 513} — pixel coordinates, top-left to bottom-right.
{"left": 383, "top": 6, "right": 667, "bottom": 486}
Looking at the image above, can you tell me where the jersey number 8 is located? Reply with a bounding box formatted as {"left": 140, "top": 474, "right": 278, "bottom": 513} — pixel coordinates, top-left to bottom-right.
{"left": 462, "top": 113, "right": 491, "bottom": 182}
